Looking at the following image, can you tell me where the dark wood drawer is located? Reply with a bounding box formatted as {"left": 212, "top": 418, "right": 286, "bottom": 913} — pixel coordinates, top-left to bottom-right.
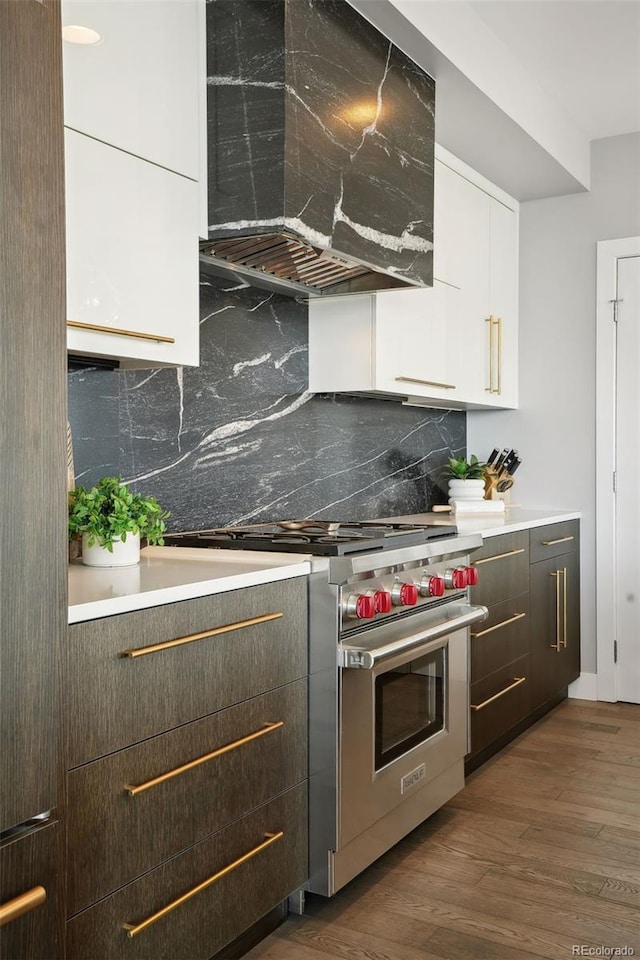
{"left": 470, "top": 594, "right": 529, "bottom": 683}
{"left": 68, "top": 578, "right": 307, "bottom": 766}
{"left": 0, "top": 820, "right": 61, "bottom": 960}
{"left": 529, "top": 520, "right": 579, "bottom": 563}
{"left": 469, "top": 656, "right": 531, "bottom": 757}
{"left": 67, "top": 679, "right": 307, "bottom": 916}
{"left": 469, "top": 532, "right": 529, "bottom": 606}
{"left": 66, "top": 782, "right": 308, "bottom": 960}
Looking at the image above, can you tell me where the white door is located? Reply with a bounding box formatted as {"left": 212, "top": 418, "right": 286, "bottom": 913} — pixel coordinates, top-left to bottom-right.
{"left": 615, "top": 255, "right": 640, "bottom": 703}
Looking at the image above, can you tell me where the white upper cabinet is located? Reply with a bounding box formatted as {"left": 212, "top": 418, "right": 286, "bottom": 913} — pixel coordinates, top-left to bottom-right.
{"left": 65, "top": 130, "right": 199, "bottom": 368}
{"left": 437, "top": 148, "right": 519, "bottom": 409}
{"left": 62, "top": 0, "right": 201, "bottom": 180}
{"left": 309, "top": 146, "right": 519, "bottom": 409}
{"left": 308, "top": 282, "right": 460, "bottom": 403}
{"left": 62, "top": 0, "right": 204, "bottom": 367}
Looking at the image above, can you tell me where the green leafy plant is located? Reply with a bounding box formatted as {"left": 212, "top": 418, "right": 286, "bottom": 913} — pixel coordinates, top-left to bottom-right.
{"left": 68, "top": 476, "right": 170, "bottom": 552}
{"left": 447, "top": 455, "right": 487, "bottom": 480}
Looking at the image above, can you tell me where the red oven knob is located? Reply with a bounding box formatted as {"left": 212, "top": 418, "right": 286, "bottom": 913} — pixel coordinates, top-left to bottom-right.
{"left": 465, "top": 566, "right": 479, "bottom": 586}
{"left": 419, "top": 575, "right": 445, "bottom": 597}
{"left": 444, "top": 567, "right": 468, "bottom": 589}
{"left": 391, "top": 582, "right": 419, "bottom": 606}
{"left": 343, "top": 593, "right": 376, "bottom": 619}
{"left": 373, "top": 590, "right": 392, "bottom": 613}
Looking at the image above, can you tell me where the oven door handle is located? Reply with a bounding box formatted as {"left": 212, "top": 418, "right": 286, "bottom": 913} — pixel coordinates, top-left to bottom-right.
{"left": 340, "top": 604, "right": 488, "bottom": 669}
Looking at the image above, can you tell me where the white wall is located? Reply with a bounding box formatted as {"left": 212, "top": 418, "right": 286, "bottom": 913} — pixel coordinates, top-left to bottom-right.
{"left": 468, "top": 132, "right": 640, "bottom": 675}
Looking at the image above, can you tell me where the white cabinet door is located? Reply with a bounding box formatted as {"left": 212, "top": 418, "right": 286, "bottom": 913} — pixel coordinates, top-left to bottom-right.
{"left": 487, "top": 197, "right": 518, "bottom": 407}
{"left": 65, "top": 129, "right": 199, "bottom": 368}
{"left": 62, "top": 0, "right": 201, "bottom": 180}
{"left": 374, "top": 284, "right": 458, "bottom": 401}
{"left": 308, "top": 286, "right": 460, "bottom": 405}
{"left": 437, "top": 154, "right": 518, "bottom": 409}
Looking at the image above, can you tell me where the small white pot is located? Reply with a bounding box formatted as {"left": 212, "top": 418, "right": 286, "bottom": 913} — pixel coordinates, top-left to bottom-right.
{"left": 81, "top": 532, "right": 141, "bottom": 567}
{"left": 448, "top": 478, "right": 485, "bottom": 502}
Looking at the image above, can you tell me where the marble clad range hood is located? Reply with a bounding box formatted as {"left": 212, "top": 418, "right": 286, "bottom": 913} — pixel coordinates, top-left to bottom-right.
{"left": 202, "top": 0, "right": 435, "bottom": 297}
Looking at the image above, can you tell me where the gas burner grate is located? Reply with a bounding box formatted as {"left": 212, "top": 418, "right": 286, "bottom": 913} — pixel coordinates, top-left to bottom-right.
{"left": 164, "top": 520, "right": 459, "bottom": 557}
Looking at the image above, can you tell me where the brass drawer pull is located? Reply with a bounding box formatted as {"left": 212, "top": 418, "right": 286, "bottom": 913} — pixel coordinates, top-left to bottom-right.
{"left": 471, "top": 612, "right": 526, "bottom": 638}
{"left": 484, "top": 316, "right": 503, "bottom": 394}
{"left": 123, "top": 832, "right": 284, "bottom": 938}
{"left": 541, "top": 535, "right": 574, "bottom": 546}
{"left": 125, "top": 721, "right": 284, "bottom": 797}
{"left": 497, "top": 316, "right": 502, "bottom": 395}
{"left": 563, "top": 567, "right": 568, "bottom": 648}
{"left": 395, "top": 376, "right": 456, "bottom": 390}
{"left": 550, "top": 568, "right": 568, "bottom": 650}
{"left": 0, "top": 886, "right": 47, "bottom": 928}
{"left": 121, "top": 611, "right": 283, "bottom": 659}
{"left": 67, "top": 320, "right": 176, "bottom": 344}
{"left": 471, "top": 676, "right": 525, "bottom": 711}
{"left": 473, "top": 548, "right": 525, "bottom": 566}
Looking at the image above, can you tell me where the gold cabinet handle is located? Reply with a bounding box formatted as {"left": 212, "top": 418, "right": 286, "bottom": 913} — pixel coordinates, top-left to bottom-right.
{"left": 550, "top": 570, "right": 562, "bottom": 651}
{"left": 562, "top": 567, "right": 568, "bottom": 648}
{"left": 120, "top": 612, "right": 283, "bottom": 659}
{"left": 485, "top": 315, "right": 494, "bottom": 392}
{"left": 471, "top": 611, "right": 526, "bottom": 638}
{"left": 123, "top": 832, "right": 284, "bottom": 938}
{"left": 496, "top": 316, "right": 502, "bottom": 395}
{"left": 473, "top": 548, "right": 525, "bottom": 566}
{"left": 395, "top": 376, "right": 456, "bottom": 390}
{"left": 541, "top": 536, "right": 574, "bottom": 546}
{"left": 470, "top": 676, "right": 525, "bottom": 711}
{"left": 124, "top": 721, "right": 284, "bottom": 797}
{"left": 0, "top": 886, "right": 47, "bottom": 928}
{"left": 67, "top": 320, "right": 175, "bottom": 344}
{"left": 484, "top": 316, "right": 502, "bottom": 394}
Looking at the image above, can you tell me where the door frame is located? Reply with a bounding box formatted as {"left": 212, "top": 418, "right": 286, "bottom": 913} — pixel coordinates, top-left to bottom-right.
{"left": 595, "top": 236, "right": 640, "bottom": 701}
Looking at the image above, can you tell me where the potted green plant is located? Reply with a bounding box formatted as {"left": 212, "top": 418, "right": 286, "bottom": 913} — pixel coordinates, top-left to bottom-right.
{"left": 446, "top": 455, "right": 487, "bottom": 501}
{"left": 68, "top": 476, "right": 170, "bottom": 567}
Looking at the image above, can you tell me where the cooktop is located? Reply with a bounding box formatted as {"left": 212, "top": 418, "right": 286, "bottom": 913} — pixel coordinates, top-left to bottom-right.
{"left": 163, "top": 520, "right": 458, "bottom": 556}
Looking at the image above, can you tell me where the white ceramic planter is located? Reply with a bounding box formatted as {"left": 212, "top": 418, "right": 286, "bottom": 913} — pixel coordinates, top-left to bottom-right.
{"left": 81, "top": 532, "right": 141, "bottom": 567}
{"left": 448, "top": 479, "right": 485, "bottom": 502}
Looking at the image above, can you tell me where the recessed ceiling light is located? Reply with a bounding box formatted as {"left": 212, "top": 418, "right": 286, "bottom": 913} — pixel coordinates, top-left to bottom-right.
{"left": 62, "top": 24, "right": 102, "bottom": 45}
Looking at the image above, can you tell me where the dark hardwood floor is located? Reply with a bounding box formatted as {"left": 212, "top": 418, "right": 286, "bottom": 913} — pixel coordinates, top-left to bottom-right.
{"left": 245, "top": 699, "right": 640, "bottom": 960}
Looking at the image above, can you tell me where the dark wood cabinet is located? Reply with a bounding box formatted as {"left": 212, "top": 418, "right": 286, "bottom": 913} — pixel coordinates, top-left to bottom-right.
{"left": 67, "top": 679, "right": 307, "bottom": 915}
{"left": 0, "top": 822, "right": 61, "bottom": 960}
{"left": 1, "top": 4, "right": 66, "bottom": 958}
{"left": 469, "top": 595, "right": 530, "bottom": 680}
{"left": 67, "top": 579, "right": 307, "bottom": 767}
{"left": 469, "top": 531, "right": 529, "bottom": 606}
{"left": 66, "top": 783, "right": 307, "bottom": 960}
{"left": 469, "top": 655, "right": 531, "bottom": 756}
{"left": 0, "top": 0, "right": 66, "bottom": 836}
{"left": 530, "top": 540, "right": 580, "bottom": 708}
{"left": 467, "top": 532, "right": 530, "bottom": 769}
{"left": 66, "top": 579, "right": 309, "bottom": 958}
{"left": 466, "top": 521, "right": 580, "bottom": 773}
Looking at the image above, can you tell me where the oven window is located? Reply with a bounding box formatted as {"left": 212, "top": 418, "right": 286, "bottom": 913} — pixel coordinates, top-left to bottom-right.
{"left": 374, "top": 646, "right": 446, "bottom": 770}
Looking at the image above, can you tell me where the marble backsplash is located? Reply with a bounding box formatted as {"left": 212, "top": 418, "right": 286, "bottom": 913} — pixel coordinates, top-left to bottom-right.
{"left": 68, "top": 275, "right": 465, "bottom": 532}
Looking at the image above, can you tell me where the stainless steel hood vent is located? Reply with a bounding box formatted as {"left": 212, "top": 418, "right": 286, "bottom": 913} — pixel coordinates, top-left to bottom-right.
{"left": 200, "top": 233, "right": 411, "bottom": 297}
{"left": 206, "top": 0, "right": 435, "bottom": 298}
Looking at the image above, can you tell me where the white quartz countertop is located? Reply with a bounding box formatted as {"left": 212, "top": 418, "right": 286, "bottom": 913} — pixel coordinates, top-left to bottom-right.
{"left": 68, "top": 546, "right": 312, "bottom": 624}
{"left": 385, "top": 508, "right": 581, "bottom": 539}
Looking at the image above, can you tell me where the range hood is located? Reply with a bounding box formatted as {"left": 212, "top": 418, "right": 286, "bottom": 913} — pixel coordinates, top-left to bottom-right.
{"left": 203, "top": 0, "right": 435, "bottom": 297}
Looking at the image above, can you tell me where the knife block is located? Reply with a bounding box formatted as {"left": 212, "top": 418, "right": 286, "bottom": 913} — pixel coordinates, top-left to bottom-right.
{"left": 484, "top": 467, "right": 514, "bottom": 503}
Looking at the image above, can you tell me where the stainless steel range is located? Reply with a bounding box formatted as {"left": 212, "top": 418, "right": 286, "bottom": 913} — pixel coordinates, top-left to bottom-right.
{"left": 165, "top": 520, "right": 487, "bottom": 897}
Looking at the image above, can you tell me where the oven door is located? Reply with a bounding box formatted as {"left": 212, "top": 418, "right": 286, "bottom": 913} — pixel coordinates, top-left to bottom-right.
{"left": 339, "top": 604, "right": 486, "bottom": 849}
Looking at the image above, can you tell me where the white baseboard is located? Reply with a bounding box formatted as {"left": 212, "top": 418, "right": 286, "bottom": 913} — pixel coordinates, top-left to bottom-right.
{"left": 568, "top": 672, "right": 598, "bottom": 701}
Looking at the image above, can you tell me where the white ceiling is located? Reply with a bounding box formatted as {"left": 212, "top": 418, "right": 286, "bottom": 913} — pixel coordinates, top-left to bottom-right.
{"left": 470, "top": 0, "right": 640, "bottom": 141}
